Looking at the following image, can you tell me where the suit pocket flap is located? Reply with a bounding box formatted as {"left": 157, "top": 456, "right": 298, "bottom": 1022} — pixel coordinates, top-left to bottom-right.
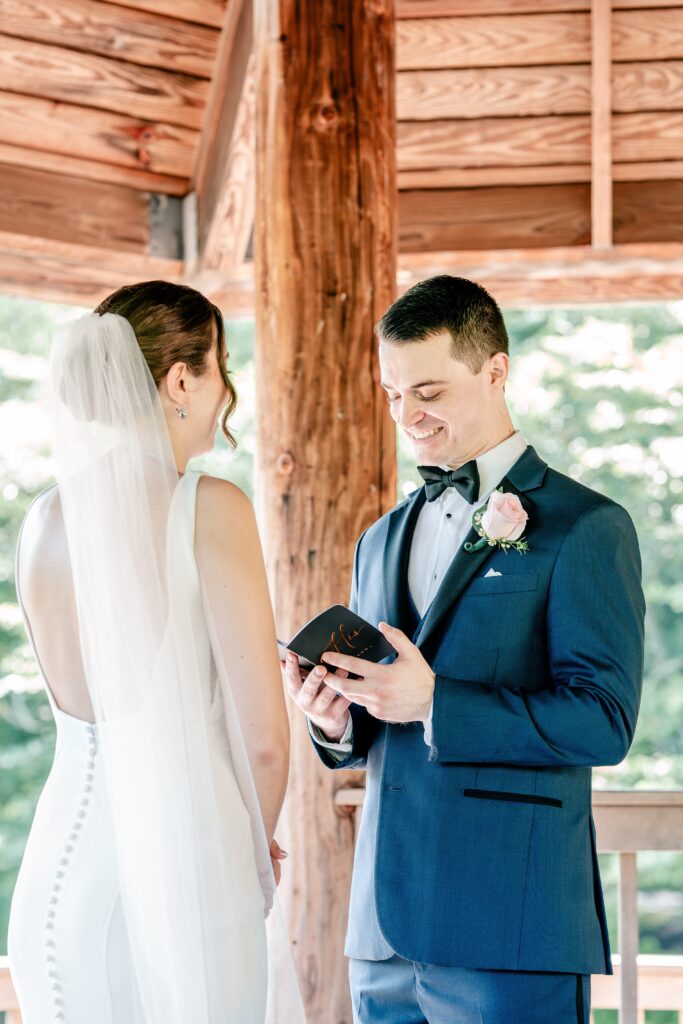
{"left": 464, "top": 571, "right": 539, "bottom": 596}
{"left": 463, "top": 788, "right": 562, "bottom": 808}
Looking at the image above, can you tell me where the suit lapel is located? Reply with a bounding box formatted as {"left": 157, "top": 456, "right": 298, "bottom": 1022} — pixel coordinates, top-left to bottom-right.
{"left": 413, "top": 446, "right": 547, "bottom": 652}
{"left": 382, "top": 486, "right": 427, "bottom": 634}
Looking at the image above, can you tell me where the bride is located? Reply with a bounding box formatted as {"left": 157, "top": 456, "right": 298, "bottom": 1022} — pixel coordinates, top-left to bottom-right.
{"left": 7, "top": 281, "right": 304, "bottom": 1023}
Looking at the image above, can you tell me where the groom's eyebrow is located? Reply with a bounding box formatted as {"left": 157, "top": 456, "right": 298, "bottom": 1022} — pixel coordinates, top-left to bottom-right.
{"left": 381, "top": 379, "right": 448, "bottom": 390}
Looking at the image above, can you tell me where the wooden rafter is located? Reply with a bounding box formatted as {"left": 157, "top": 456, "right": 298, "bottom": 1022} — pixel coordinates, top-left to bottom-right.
{"left": 190, "top": 0, "right": 254, "bottom": 271}
{"left": 111, "top": 0, "right": 226, "bottom": 28}
{"left": 592, "top": 0, "right": 613, "bottom": 249}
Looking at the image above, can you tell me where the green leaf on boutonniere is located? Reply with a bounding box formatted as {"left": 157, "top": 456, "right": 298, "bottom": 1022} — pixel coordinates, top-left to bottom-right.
{"left": 464, "top": 495, "right": 530, "bottom": 555}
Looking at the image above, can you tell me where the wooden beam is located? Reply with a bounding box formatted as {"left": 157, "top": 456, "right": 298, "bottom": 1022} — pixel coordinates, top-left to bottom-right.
{"left": 396, "top": 0, "right": 683, "bottom": 14}
{"left": 253, "top": 2, "right": 396, "bottom": 1021}
{"left": 193, "top": 0, "right": 253, "bottom": 258}
{"left": 399, "top": 183, "right": 591, "bottom": 252}
{"left": 397, "top": 247, "right": 683, "bottom": 305}
{"left": 199, "top": 55, "right": 256, "bottom": 273}
{"left": 615, "top": 179, "right": 683, "bottom": 243}
{"left": 398, "top": 65, "right": 591, "bottom": 121}
{"left": 0, "top": 91, "right": 197, "bottom": 177}
{"left": 0, "top": 35, "right": 208, "bottom": 130}
{"left": 0, "top": 141, "right": 189, "bottom": 195}
{"left": 111, "top": 0, "right": 226, "bottom": 28}
{"left": 591, "top": 0, "right": 613, "bottom": 249}
{"left": 0, "top": 165, "right": 152, "bottom": 253}
{"left": 397, "top": 13, "right": 591, "bottom": 69}
{"left": 398, "top": 161, "right": 683, "bottom": 189}
{"left": 0, "top": 233, "right": 182, "bottom": 308}
{"left": 0, "top": 0, "right": 219, "bottom": 78}
{"left": 396, "top": 178, "right": 683, "bottom": 252}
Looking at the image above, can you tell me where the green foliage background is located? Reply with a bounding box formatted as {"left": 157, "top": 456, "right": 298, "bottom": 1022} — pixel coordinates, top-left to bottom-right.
{"left": 0, "top": 296, "right": 681, "bottom": 985}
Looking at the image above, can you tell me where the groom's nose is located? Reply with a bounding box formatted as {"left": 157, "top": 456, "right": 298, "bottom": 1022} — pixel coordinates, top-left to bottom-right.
{"left": 397, "top": 396, "right": 425, "bottom": 428}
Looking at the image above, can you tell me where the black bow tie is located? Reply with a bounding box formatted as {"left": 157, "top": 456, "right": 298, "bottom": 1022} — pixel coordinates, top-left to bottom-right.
{"left": 417, "top": 461, "right": 480, "bottom": 504}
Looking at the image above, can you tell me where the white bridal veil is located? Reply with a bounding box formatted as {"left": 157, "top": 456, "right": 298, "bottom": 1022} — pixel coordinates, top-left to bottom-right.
{"left": 45, "top": 312, "right": 305, "bottom": 1023}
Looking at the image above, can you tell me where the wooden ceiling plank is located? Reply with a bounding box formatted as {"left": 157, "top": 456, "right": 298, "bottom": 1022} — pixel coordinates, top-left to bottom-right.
{"left": 397, "top": 13, "right": 591, "bottom": 70}
{"left": 111, "top": 0, "right": 226, "bottom": 30}
{"left": 614, "top": 60, "right": 683, "bottom": 113}
{"left": 399, "top": 111, "right": 683, "bottom": 171}
{"left": 398, "top": 65, "right": 591, "bottom": 120}
{"left": 398, "top": 115, "right": 591, "bottom": 170}
{"left": 0, "top": 35, "right": 208, "bottom": 130}
{"left": 397, "top": 59, "right": 683, "bottom": 123}
{"left": 613, "top": 111, "right": 683, "bottom": 161}
{"left": 0, "top": 0, "right": 219, "bottom": 79}
{"left": 0, "top": 91, "right": 198, "bottom": 178}
{"left": 396, "top": 1, "right": 683, "bottom": 15}
{"left": 591, "top": 0, "right": 613, "bottom": 249}
{"left": 399, "top": 183, "right": 591, "bottom": 252}
{"left": 614, "top": 8, "right": 683, "bottom": 62}
{"left": 398, "top": 160, "right": 683, "bottom": 189}
{"left": 398, "top": 165, "right": 594, "bottom": 187}
{"left": 0, "top": 141, "right": 189, "bottom": 195}
{"left": 615, "top": 178, "right": 683, "bottom": 244}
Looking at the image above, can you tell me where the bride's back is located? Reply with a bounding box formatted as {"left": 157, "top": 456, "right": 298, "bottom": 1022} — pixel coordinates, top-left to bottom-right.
{"left": 16, "top": 485, "right": 94, "bottom": 723}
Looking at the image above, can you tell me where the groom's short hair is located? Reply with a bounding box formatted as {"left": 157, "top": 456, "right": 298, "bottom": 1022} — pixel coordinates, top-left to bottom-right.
{"left": 376, "top": 275, "right": 509, "bottom": 374}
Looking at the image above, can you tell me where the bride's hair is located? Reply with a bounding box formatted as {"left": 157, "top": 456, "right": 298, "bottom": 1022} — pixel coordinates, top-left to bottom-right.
{"left": 95, "top": 280, "right": 238, "bottom": 447}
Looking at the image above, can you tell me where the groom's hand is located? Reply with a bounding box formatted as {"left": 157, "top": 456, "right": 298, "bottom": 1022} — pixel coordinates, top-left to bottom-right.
{"left": 320, "top": 622, "right": 435, "bottom": 725}
{"left": 283, "top": 652, "right": 352, "bottom": 741}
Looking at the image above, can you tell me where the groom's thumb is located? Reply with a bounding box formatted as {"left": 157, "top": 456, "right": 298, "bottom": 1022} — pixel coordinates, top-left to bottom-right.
{"left": 378, "top": 621, "right": 409, "bottom": 655}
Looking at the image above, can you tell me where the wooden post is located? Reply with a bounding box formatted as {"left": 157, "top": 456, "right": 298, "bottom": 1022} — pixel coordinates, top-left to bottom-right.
{"left": 618, "top": 851, "right": 639, "bottom": 1024}
{"left": 591, "top": 0, "right": 613, "bottom": 248}
{"left": 253, "top": 1, "right": 397, "bottom": 1019}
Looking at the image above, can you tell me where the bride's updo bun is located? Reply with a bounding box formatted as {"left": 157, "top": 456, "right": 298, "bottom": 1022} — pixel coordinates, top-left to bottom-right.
{"left": 94, "top": 280, "right": 237, "bottom": 447}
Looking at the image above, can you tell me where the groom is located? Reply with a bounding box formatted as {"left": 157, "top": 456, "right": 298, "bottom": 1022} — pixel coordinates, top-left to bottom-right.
{"left": 286, "top": 275, "right": 645, "bottom": 1024}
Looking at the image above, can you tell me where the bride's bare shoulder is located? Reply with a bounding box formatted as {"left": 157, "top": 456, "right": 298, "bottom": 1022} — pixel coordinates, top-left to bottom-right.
{"left": 194, "top": 473, "right": 255, "bottom": 544}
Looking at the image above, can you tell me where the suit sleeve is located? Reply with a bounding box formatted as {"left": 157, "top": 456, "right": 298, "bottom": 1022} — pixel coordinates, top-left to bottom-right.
{"left": 430, "top": 501, "right": 645, "bottom": 768}
{"left": 310, "top": 529, "right": 381, "bottom": 771}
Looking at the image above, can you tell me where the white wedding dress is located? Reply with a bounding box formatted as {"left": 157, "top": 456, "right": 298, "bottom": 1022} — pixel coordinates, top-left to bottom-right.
{"left": 7, "top": 471, "right": 268, "bottom": 1024}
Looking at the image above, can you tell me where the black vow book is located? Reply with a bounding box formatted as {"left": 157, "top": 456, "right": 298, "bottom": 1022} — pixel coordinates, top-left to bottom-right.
{"left": 277, "top": 604, "right": 396, "bottom": 673}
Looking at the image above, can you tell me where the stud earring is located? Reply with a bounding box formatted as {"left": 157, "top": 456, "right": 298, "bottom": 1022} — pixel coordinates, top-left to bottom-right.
{"left": 176, "top": 406, "right": 188, "bottom": 419}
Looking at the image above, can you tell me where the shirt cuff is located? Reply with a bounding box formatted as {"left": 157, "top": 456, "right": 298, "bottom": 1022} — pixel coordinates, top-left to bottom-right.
{"left": 307, "top": 715, "right": 353, "bottom": 753}
{"left": 423, "top": 698, "right": 434, "bottom": 748}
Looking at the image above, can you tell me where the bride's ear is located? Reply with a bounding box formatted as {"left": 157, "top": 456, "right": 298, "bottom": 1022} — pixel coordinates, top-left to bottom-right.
{"left": 161, "top": 361, "right": 188, "bottom": 405}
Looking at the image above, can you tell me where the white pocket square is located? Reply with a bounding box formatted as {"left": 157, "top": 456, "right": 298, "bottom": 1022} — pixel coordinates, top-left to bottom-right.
{"left": 484, "top": 568, "right": 502, "bottom": 578}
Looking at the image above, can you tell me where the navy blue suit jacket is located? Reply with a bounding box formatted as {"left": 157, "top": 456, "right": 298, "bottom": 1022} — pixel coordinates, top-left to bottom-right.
{"left": 312, "top": 445, "right": 645, "bottom": 973}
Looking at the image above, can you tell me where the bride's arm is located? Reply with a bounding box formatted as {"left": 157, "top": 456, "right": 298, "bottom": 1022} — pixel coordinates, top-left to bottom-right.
{"left": 194, "top": 475, "right": 289, "bottom": 843}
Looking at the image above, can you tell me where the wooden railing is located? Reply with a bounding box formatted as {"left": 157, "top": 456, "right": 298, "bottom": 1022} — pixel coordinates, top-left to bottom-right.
{"left": 2, "top": 791, "right": 683, "bottom": 1023}
{"left": 334, "top": 789, "right": 683, "bottom": 1024}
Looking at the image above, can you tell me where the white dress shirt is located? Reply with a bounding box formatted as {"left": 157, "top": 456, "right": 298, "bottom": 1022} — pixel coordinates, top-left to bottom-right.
{"left": 310, "top": 430, "right": 528, "bottom": 754}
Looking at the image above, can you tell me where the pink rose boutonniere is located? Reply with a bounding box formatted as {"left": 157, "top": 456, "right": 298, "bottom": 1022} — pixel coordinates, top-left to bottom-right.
{"left": 465, "top": 487, "right": 530, "bottom": 554}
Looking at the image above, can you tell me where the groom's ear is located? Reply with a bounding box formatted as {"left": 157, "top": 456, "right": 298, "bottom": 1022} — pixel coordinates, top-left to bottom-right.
{"left": 488, "top": 352, "right": 509, "bottom": 388}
